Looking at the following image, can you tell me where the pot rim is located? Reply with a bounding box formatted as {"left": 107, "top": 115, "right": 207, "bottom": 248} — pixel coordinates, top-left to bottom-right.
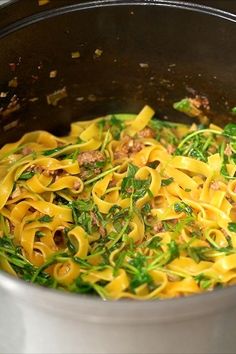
{"left": 1, "top": 269, "right": 236, "bottom": 323}
{"left": 0, "top": 0, "right": 236, "bottom": 39}
{"left": 0, "top": 0, "right": 236, "bottom": 323}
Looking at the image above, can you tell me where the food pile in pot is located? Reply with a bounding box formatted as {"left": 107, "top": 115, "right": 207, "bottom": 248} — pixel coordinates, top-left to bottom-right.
{"left": 0, "top": 100, "right": 236, "bottom": 300}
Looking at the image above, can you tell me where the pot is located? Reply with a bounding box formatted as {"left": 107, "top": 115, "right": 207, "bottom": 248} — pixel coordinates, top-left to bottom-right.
{"left": 0, "top": 1, "right": 236, "bottom": 353}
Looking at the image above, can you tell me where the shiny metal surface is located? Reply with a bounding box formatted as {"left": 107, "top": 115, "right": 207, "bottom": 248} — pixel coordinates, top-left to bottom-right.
{"left": 0, "top": 1, "right": 236, "bottom": 353}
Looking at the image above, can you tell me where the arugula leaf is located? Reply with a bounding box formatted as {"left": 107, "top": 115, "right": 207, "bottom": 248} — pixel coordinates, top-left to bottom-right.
{"left": 174, "top": 202, "right": 193, "bottom": 215}
{"left": 121, "top": 164, "right": 151, "bottom": 201}
{"left": 42, "top": 146, "right": 66, "bottom": 156}
{"left": 187, "top": 246, "right": 209, "bottom": 263}
{"left": 221, "top": 163, "right": 236, "bottom": 180}
{"left": 223, "top": 123, "right": 236, "bottom": 138}
{"left": 163, "top": 216, "right": 194, "bottom": 236}
{"left": 0, "top": 235, "right": 15, "bottom": 249}
{"left": 127, "top": 163, "right": 138, "bottom": 177}
{"left": 18, "top": 171, "right": 35, "bottom": 180}
{"left": 149, "top": 119, "right": 176, "bottom": 130}
{"left": 114, "top": 250, "right": 127, "bottom": 276}
{"left": 194, "top": 274, "right": 212, "bottom": 289}
{"left": 189, "top": 148, "right": 207, "bottom": 162}
{"left": 68, "top": 199, "right": 93, "bottom": 228}
{"left": 228, "top": 222, "right": 236, "bottom": 233}
{"left": 142, "top": 203, "right": 151, "bottom": 215}
{"left": 72, "top": 276, "right": 96, "bottom": 294}
{"left": 147, "top": 236, "right": 162, "bottom": 250}
{"left": 71, "top": 199, "right": 94, "bottom": 212}
{"left": 148, "top": 161, "right": 159, "bottom": 169}
{"left": 129, "top": 253, "right": 153, "bottom": 291}
{"left": 167, "top": 240, "right": 179, "bottom": 262}
{"left": 110, "top": 115, "right": 124, "bottom": 140}
{"left": 161, "top": 177, "right": 174, "bottom": 186}
{"left": 68, "top": 200, "right": 103, "bottom": 234}
{"left": 130, "top": 270, "right": 152, "bottom": 291}
{"left": 0, "top": 235, "right": 54, "bottom": 287}
{"left": 97, "top": 119, "right": 106, "bottom": 130}
{"left": 173, "top": 98, "right": 201, "bottom": 117}
{"left": 67, "top": 238, "right": 77, "bottom": 256}
{"left": 38, "top": 215, "right": 53, "bottom": 223}
{"left": 35, "top": 231, "right": 45, "bottom": 238}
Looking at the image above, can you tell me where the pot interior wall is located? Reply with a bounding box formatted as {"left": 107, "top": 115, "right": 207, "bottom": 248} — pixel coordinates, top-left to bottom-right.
{"left": 0, "top": 2, "right": 235, "bottom": 145}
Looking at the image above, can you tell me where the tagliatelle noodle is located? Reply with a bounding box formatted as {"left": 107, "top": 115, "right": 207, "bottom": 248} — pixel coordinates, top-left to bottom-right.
{"left": 0, "top": 105, "right": 236, "bottom": 300}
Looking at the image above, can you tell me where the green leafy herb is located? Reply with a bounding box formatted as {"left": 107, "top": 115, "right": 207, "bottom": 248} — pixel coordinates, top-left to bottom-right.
{"left": 147, "top": 236, "right": 162, "bottom": 250}
{"left": 0, "top": 215, "right": 10, "bottom": 237}
{"left": 173, "top": 98, "right": 201, "bottom": 117}
{"left": 163, "top": 216, "right": 194, "bottom": 236}
{"left": 149, "top": 119, "right": 176, "bottom": 130}
{"left": 42, "top": 146, "right": 66, "bottom": 156}
{"left": 69, "top": 201, "right": 93, "bottom": 232}
{"left": 121, "top": 164, "right": 151, "bottom": 201}
{"left": 174, "top": 202, "right": 193, "bottom": 215}
{"left": 110, "top": 115, "right": 124, "bottom": 140}
{"left": 189, "top": 148, "right": 207, "bottom": 162}
{"left": 0, "top": 235, "right": 54, "bottom": 287}
{"left": 228, "top": 222, "right": 236, "bottom": 233}
{"left": 148, "top": 161, "right": 159, "bottom": 169}
{"left": 18, "top": 171, "right": 35, "bottom": 180}
{"left": 97, "top": 119, "right": 106, "bottom": 140}
{"left": 127, "top": 163, "right": 139, "bottom": 177}
{"left": 35, "top": 231, "right": 45, "bottom": 238}
{"left": 142, "top": 203, "right": 151, "bottom": 215}
{"left": 67, "top": 238, "right": 77, "bottom": 255}
{"left": 129, "top": 253, "right": 153, "bottom": 291}
{"left": 68, "top": 200, "right": 104, "bottom": 235}
{"left": 221, "top": 163, "right": 236, "bottom": 180}
{"left": 84, "top": 165, "right": 120, "bottom": 186}
{"left": 71, "top": 276, "right": 96, "bottom": 294}
{"left": 176, "top": 129, "right": 221, "bottom": 161}
{"left": 167, "top": 240, "right": 179, "bottom": 262}
{"left": 114, "top": 250, "right": 127, "bottom": 275}
{"left": 187, "top": 247, "right": 209, "bottom": 263}
{"left": 161, "top": 177, "right": 174, "bottom": 186}
{"left": 194, "top": 274, "right": 212, "bottom": 289}
{"left": 223, "top": 123, "right": 236, "bottom": 138}
{"left": 38, "top": 215, "right": 54, "bottom": 223}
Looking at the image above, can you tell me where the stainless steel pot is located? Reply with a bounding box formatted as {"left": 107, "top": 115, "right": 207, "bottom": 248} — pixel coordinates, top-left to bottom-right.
{"left": 0, "top": 1, "right": 236, "bottom": 353}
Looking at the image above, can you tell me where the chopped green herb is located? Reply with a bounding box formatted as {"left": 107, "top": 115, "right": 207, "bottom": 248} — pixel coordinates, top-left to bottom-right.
{"left": 18, "top": 171, "right": 35, "bottom": 180}
{"left": 161, "top": 177, "right": 174, "bottom": 186}
{"left": 142, "top": 203, "right": 151, "bottom": 215}
{"left": 129, "top": 253, "right": 153, "bottom": 291}
{"left": 110, "top": 115, "right": 124, "bottom": 140}
{"left": 167, "top": 240, "right": 180, "bottom": 262}
{"left": 187, "top": 247, "right": 209, "bottom": 263}
{"left": 38, "top": 215, "right": 54, "bottom": 223}
{"left": 121, "top": 164, "right": 151, "bottom": 201}
{"left": 35, "top": 231, "right": 45, "bottom": 238}
{"left": 194, "top": 274, "right": 212, "bottom": 289}
{"left": 223, "top": 123, "right": 236, "bottom": 139}
{"left": 42, "top": 146, "right": 66, "bottom": 156}
{"left": 147, "top": 236, "right": 162, "bottom": 250}
{"left": 174, "top": 202, "right": 193, "bottom": 216}
{"left": 228, "top": 222, "right": 236, "bottom": 233}
{"left": 173, "top": 98, "right": 201, "bottom": 117}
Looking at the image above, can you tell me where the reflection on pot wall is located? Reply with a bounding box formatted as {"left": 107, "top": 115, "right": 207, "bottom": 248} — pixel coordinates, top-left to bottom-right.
{"left": 3, "top": 301, "right": 236, "bottom": 354}
{"left": 0, "top": 289, "right": 26, "bottom": 353}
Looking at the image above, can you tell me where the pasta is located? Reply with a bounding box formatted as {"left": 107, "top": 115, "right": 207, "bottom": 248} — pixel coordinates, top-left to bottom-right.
{"left": 1, "top": 102, "right": 236, "bottom": 300}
